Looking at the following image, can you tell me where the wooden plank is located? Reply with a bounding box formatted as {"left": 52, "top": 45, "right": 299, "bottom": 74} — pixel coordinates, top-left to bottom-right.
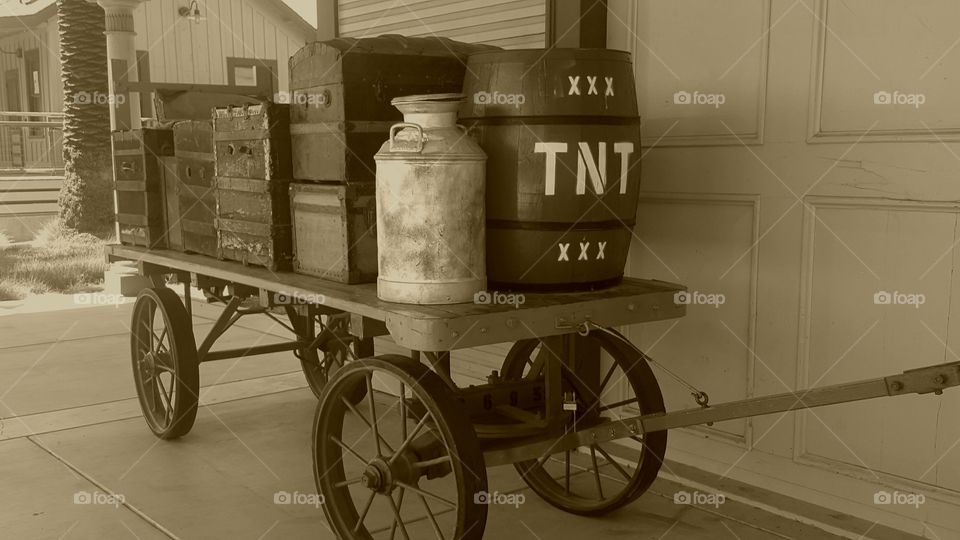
{"left": 0, "top": 179, "right": 62, "bottom": 191}
{"left": 0, "top": 202, "right": 57, "bottom": 215}
{"left": 104, "top": 244, "right": 686, "bottom": 351}
{"left": 0, "top": 191, "right": 59, "bottom": 203}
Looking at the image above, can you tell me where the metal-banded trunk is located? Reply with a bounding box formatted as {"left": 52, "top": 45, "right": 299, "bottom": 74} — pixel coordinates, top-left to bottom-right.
{"left": 288, "top": 35, "right": 498, "bottom": 184}
{"left": 289, "top": 182, "right": 377, "bottom": 284}
{"left": 112, "top": 128, "right": 173, "bottom": 249}
{"left": 213, "top": 103, "right": 293, "bottom": 271}
{"left": 460, "top": 48, "right": 642, "bottom": 290}
{"left": 172, "top": 121, "right": 217, "bottom": 257}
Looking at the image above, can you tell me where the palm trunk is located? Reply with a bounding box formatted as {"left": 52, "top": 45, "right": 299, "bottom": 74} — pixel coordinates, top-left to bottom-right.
{"left": 57, "top": 0, "right": 113, "bottom": 233}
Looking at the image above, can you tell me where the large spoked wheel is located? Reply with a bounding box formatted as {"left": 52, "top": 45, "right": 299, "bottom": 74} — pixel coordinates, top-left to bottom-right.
{"left": 501, "top": 331, "right": 667, "bottom": 516}
{"left": 130, "top": 287, "right": 200, "bottom": 439}
{"left": 314, "top": 355, "right": 487, "bottom": 540}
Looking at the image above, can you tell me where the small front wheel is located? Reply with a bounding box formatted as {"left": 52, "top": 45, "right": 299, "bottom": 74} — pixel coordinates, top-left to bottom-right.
{"left": 314, "top": 355, "right": 487, "bottom": 539}
{"left": 130, "top": 287, "right": 200, "bottom": 439}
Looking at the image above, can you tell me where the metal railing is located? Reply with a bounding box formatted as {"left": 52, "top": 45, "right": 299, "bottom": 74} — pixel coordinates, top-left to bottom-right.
{"left": 0, "top": 111, "right": 65, "bottom": 172}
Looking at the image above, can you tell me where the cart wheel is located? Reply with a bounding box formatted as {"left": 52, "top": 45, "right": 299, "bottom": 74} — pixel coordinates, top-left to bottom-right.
{"left": 314, "top": 355, "right": 487, "bottom": 539}
{"left": 130, "top": 287, "right": 200, "bottom": 439}
{"left": 500, "top": 332, "right": 667, "bottom": 516}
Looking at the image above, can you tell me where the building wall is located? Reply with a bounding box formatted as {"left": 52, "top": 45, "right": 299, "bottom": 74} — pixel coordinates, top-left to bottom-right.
{"left": 131, "top": 0, "right": 312, "bottom": 93}
{"left": 338, "top": 0, "right": 545, "bottom": 49}
{"left": 609, "top": 0, "right": 960, "bottom": 536}
{"left": 0, "top": 21, "right": 59, "bottom": 112}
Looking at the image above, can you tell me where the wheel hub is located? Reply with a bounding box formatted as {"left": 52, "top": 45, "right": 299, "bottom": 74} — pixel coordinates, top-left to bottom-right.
{"left": 141, "top": 351, "right": 157, "bottom": 375}
{"left": 361, "top": 458, "right": 394, "bottom": 494}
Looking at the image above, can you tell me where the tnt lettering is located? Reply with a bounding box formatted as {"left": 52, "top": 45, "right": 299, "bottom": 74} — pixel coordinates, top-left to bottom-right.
{"left": 534, "top": 142, "right": 635, "bottom": 196}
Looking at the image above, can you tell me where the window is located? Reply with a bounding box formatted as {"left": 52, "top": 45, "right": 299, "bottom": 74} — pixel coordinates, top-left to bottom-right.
{"left": 225, "top": 57, "right": 278, "bottom": 95}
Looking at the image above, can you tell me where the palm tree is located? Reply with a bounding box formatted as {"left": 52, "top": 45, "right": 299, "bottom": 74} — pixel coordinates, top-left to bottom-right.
{"left": 56, "top": 0, "right": 113, "bottom": 233}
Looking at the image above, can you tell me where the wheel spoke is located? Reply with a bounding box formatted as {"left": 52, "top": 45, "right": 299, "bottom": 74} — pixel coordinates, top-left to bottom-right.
{"left": 152, "top": 327, "right": 168, "bottom": 355}
{"left": 598, "top": 362, "right": 617, "bottom": 395}
{"left": 334, "top": 477, "right": 362, "bottom": 488}
{"left": 399, "top": 383, "right": 407, "bottom": 441}
{"left": 331, "top": 435, "right": 369, "bottom": 466}
{"left": 353, "top": 491, "right": 376, "bottom": 534}
{"left": 388, "top": 412, "right": 431, "bottom": 466}
{"left": 395, "top": 482, "right": 456, "bottom": 509}
{"left": 341, "top": 395, "right": 395, "bottom": 454}
{"left": 388, "top": 488, "right": 408, "bottom": 540}
{"left": 418, "top": 495, "right": 445, "bottom": 540}
{"left": 413, "top": 455, "right": 451, "bottom": 469}
{"left": 594, "top": 444, "right": 632, "bottom": 481}
{"left": 366, "top": 374, "right": 382, "bottom": 456}
{"left": 598, "top": 397, "right": 640, "bottom": 413}
{"left": 590, "top": 445, "right": 604, "bottom": 500}
{"left": 564, "top": 450, "right": 571, "bottom": 495}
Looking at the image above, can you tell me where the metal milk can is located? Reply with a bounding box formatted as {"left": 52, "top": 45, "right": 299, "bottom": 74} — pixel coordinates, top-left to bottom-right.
{"left": 374, "top": 93, "right": 487, "bottom": 304}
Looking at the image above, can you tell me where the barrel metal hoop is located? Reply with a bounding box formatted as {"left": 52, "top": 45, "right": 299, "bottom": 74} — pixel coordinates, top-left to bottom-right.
{"left": 487, "top": 219, "right": 637, "bottom": 231}
{"left": 461, "top": 116, "right": 643, "bottom": 126}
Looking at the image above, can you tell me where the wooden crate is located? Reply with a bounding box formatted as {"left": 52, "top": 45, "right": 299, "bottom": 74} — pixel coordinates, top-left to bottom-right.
{"left": 290, "top": 182, "right": 377, "bottom": 284}
{"left": 213, "top": 103, "right": 293, "bottom": 270}
{"left": 112, "top": 128, "right": 174, "bottom": 249}
{"left": 288, "top": 35, "right": 497, "bottom": 183}
{"left": 172, "top": 120, "right": 217, "bottom": 257}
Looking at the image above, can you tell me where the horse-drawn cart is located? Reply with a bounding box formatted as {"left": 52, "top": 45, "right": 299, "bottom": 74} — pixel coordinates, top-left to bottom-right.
{"left": 107, "top": 243, "right": 960, "bottom": 539}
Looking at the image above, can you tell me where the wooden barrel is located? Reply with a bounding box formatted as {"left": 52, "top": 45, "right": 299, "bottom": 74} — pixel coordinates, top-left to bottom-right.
{"left": 459, "top": 48, "right": 641, "bottom": 289}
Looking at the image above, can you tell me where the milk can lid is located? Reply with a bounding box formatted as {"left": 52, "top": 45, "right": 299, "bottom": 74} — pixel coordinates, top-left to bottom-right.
{"left": 390, "top": 93, "right": 465, "bottom": 106}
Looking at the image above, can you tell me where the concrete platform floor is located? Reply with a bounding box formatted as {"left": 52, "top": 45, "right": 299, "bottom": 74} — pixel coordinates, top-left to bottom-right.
{"left": 0, "top": 303, "right": 850, "bottom": 539}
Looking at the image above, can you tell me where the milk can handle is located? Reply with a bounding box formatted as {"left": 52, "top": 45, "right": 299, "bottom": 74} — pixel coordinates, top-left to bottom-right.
{"left": 389, "top": 122, "right": 424, "bottom": 153}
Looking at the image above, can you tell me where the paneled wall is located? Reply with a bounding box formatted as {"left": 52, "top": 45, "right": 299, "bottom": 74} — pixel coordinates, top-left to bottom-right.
{"left": 131, "top": 0, "right": 313, "bottom": 92}
{"left": 610, "top": 0, "right": 960, "bottom": 536}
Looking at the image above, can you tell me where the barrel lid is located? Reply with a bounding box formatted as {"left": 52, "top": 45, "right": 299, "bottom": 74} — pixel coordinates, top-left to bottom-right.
{"left": 464, "top": 47, "right": 633, "bottom": 63}
{"left": 390, "top": 93, "right": 465, "bottom": 105}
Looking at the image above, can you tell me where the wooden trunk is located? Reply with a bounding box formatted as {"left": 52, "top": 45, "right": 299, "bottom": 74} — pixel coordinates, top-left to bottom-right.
{"left": 213, "top": 102, "right": 293, "bottom": 271}
{"left": 172, "top": 121, "right": 217, "bottom": 257}
{"left": 288, "top": 35, "right": 498, "bottom": 183}
{"left": 112, "top": 128, "right": 174, "bottom": 249}
{"left": 290, "top": 182, "right": 377, "bottom": 284}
